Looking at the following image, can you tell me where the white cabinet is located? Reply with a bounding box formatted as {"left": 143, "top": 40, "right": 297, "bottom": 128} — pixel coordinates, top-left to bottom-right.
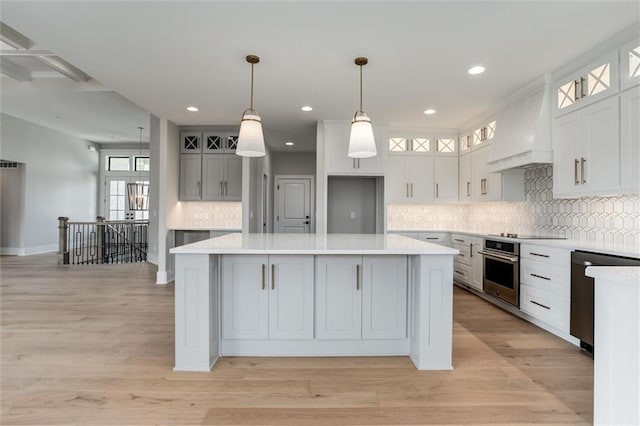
{"left": 552, "top": 95, "right": 620, "bottom": 198}
{"left": 458, "top": 152, "right": 472, "bottom": 202}
{"left": 316, "top": 255, "right": 407, "bottom": 340}
{"left": 470, "top": 237, "right": 483, "bottom": 291}
{"left": 324, "top": 121, "right": 386, "bottom": 175}
{"left": 620, "top": 87, "right": 640, "bottom": 193}
{"left": 620, "top": 40, "right": 640, "bottom": 90}
{"left": 179, "top": 128, "right": 242, "bottom": 201}
{"left": 451, "top": 234, "right": 471, "bottom": 286}
{"left": 180, "top": 154, "right": 242, "bottom": 201}
{"left": 434, "top": 156, "right": 458, "bottom": 203}
{"left": 554, "top": 51, "right": 618, "bottom": 116}
{"left": 362, "top": 256, "right": 408, "bottom": 339}
{"left": 179, "top": 154, "right": 202, "bottom": 201}
{"left": 519, "top": 244, "right": 571, "bottom": 333}
{"left": 386, "top": 155, "right": 434, "bottom": 204}
{"left": 222, "top": 255, "right": 314, "bottom": 340}
{"left": 471, "top": 145, "right": 523, "bottom": 202}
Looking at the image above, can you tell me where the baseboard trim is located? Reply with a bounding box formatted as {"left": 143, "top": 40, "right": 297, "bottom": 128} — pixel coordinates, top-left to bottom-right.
{"left": 1, "top": 244, "right": 57, "bottom": 256}
{"left": 156, "top": 270, "right": 174, "bottom": 285}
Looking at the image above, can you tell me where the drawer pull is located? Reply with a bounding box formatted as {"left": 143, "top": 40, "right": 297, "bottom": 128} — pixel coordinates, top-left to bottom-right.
{"left": 454, "top": 269, "right": 465, "bottom": 275}
{"left": 458, "top": 253, "right": 465, "bottom": 257}
{"left": 530, "top": 300, "right": 551, "bottom": 310}
{"left": 454, "top": 238, "right": 465, "bottom": 243}
{"left": 530, "top": 273, "right": 551, "bottom": 281}
{"left": 425, "top": 237, "right": 439, "bottom": 240}
{"left": 529, "top": 252, "right": 550, "bottom": 258}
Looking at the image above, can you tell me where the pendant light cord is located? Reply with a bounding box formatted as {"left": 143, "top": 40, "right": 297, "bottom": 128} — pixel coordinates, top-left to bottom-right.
{"left": 359, "top": 64, "right": 363, "bottom": 112}
{"left": 250, "top": 62, "right": 254, "bottom": 110}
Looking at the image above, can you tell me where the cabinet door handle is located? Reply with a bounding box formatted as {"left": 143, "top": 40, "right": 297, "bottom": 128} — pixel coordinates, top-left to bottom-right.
{"left": 467, "top": 181, "right": 471, "bottom": 197}
{"left": 529, "top": 252, "right": 550, "bottom": 258}
{"left": 580, "top": 157, "right": 586, "bottom": 184}
{"left": 225, "top": 181, "right": 228, "bottom": 196}
{"left": 530, "top": 273, "right": 551, "bottom": 281}
{"left": 358, "top": 159, "right": 360, "bottom": 169}
{"left": 580, "top": 76, "right": 586, "bottom": 99}
{"left": 574, "top": 159, "right": 580, "bottom": 185}
{"left": 530, "top": 300, "right": 551, "bottom": 310}
{"left": 261, "top": 264, "right": 266, "bottom": 290}
{"left": 220, "top": 181, "right": 224, "bottom": 196}
{"left": 436, "top": 183, "right": 439, "bottom": 198}
{"left": 469, "top": 243, "right": 473, "bottom": 258}
{"left": 410, "top": 183, "right": 413, "bottom": 198}
{"left": 406, "top": 183, "right": 409, "bottom": 198}
{"left": 271, "top": 264, "right": 275, "bottom": 290}
{"left": 454, "top": 238, "right": 465, "bottom": 243}
{"left": 356, "top": 264, "right": 360, "bottom": 290}
{"left": 573, "top": 79, "right": 580, "bottom": 101}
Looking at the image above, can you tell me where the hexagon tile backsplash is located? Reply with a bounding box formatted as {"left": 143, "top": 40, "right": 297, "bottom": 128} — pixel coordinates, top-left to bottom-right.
{"left": 388, "top": 165, "right": 639, "bottom": 246}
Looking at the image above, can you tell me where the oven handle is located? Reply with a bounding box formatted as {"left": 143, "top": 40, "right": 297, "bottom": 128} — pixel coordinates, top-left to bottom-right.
{"left": 478, "top": 250, "right": 519, "bottom": 263}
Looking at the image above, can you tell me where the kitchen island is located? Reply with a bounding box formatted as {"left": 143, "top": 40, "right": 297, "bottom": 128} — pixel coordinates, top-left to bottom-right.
{"left": 170, "top": 233, "right": 458, "bottom": 372}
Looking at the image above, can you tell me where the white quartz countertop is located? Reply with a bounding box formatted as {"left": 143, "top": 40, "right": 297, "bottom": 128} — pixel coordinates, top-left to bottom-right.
{"left": 170, "top": 233, "right": 460, "bottom": 255}
{"left": 586, "top": 266, "right": 640, "bottom": 287}
{"left": 389, "top": 230, "right": 640, "bottom": 258}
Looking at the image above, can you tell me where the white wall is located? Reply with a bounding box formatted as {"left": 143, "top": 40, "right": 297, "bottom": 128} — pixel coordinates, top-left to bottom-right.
{"left": 271, "top": 152, "right": 316, "bottom": 177}
{"left": 0, "top": 114, "right": 99, "bottom": 255}
{"left": 0, "top": 165, "right": 25, "bottom": 252}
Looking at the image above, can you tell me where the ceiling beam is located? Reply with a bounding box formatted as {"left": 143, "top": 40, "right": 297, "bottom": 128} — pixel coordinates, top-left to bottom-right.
{"left": 33, "top": 55, "right": 90, "bottom": 83}
{"left": 0, "top": 50, "right": 56, "bottom": 57}
{"left": 0, "top": 57, "right": 31, "bottom": 81}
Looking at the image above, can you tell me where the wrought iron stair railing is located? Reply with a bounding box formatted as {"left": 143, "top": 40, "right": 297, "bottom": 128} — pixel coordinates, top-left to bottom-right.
{"left": 57, "top": 217, "right": 148, "bottom": 265}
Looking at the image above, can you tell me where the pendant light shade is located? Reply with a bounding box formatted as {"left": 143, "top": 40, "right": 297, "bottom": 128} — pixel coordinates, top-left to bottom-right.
{"left": 127, "top": 126, "right": 149, "bottom": 212}
{"left": 348, "top": 57, "right": 377, "bottom": 159}
{"left": 237, "top": 55, "right": 266, "bottom": 157}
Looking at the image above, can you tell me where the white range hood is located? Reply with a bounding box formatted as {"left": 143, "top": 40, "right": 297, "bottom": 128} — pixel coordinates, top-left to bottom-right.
{"left": 487, "top": 76, "right": 553, "bottom": 173}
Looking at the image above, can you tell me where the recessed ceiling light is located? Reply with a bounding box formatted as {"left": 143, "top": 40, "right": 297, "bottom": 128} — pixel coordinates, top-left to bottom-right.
{"left": 468, "top": 65, "right": 485, "bottom": 75}
{"left": 423, "top": 109, "right": 437, "bottom": 115}
{"left": 285, "top": 141, "right": 294, "bottom": 146}
{"left": 186, "top": 106, "right": 199, "bottom": 112}
{"left": 301, "top": 106, "right": 313, "bottom": 112}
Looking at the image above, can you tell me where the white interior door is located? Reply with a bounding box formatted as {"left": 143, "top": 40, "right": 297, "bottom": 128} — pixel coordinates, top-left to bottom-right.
{"left": 274, "top": 176, "right": 312, "bottom": 233}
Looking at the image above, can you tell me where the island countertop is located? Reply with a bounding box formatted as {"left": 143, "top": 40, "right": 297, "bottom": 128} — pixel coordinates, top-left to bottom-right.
{"left": 170, "top": 233, "right": 460, "bottom": 255}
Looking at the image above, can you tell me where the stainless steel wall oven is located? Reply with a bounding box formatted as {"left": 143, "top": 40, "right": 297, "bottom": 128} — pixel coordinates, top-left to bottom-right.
{"left": 479, "top": 239, "right": 520, "bottom": 306}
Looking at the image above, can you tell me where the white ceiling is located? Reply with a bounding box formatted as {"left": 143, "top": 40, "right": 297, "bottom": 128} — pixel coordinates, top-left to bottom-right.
{"left": 1, "top": 1, "right": 639, "bottom": 151}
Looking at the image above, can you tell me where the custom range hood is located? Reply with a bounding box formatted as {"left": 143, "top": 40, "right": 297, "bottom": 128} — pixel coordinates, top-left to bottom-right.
{"left": 487, "top": 75, "right": 553, "bottom": 173}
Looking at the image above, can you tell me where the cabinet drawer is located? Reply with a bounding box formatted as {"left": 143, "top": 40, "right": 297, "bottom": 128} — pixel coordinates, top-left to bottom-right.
{"left": 520, "top": 284, "right": 569, "bottom": 332}
{"left": 520, "top": 244, "right": 571, "bottom": 266}
{"left": 520, "top": 259, "right": 570, "bottom": 298}
{"left": 453, "top": 263, "right": 471, "bottom": 284}
{"left": 451, "top": 234, "right": 471, "bottom": 245}
{"left": 453, "top": 243, "right": 471, "bottom": 266}
{"left": 415, "top": 232, "right": 450, "bottom": 245}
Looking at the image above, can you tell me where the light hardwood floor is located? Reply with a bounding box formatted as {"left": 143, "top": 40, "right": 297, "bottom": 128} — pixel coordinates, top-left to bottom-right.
{"left": 1, "top": 253, "right": 593, "bottom": 425}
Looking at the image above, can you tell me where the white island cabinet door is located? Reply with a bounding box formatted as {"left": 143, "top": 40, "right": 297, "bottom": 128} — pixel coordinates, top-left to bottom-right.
{"left": 362, "top": 255, "right": 407, "bottom": 339}
{"left": 222, "top": 255, "right": 269, "bottom": 340}
{"left": 315, "top": 256, "right": 362, "bottom": 339}
{"left": 268, "top": 255, "right": 314, "bottom": 340}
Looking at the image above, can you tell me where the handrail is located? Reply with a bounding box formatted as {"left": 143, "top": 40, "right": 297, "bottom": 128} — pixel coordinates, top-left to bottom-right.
{"left": 58, "top": 217, "right": 149, "bottom": 265}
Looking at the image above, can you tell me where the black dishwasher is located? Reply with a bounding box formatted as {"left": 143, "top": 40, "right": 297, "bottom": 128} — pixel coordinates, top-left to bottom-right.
{"left": 570, "top": 250, "right": 640, "bottom": 353}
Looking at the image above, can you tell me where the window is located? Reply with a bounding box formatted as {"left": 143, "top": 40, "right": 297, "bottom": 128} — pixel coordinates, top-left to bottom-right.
{"left": 473, "top": 127, "right": 483, "bottom": 145}
{"left": 487, "top": 120, "right": 496, "bottom": 140}
{"left": 135, "top": 156, "right": 150, "bottom": 171}
{"left": 108, "top": 156, "right": 130, "bottom": 171}
{"left": 587, "top": 63, "right": 610, "bottom": 97}
{"left": 557, "top": 80, "right": 576, "bottom": 110}
{"left": 108, "top": 180, "right": 126, "bottom": 220}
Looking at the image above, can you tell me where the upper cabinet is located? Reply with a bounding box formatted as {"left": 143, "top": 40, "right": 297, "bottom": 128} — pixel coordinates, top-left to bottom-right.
{"left": 552, "top": 34, "right": 640, "bottom": 198}
{"left": 323, "top": 121, "right": 387, "bottom": 175}
{"left": 385, "top": 133, "right": 459, "bottom": 204}
{"left": 178, "top": 128, "right": 242, "bottom": 201}
{"left": 554, "top": 51, "right": 619, "bottom": 116}
{"left": 472, "top": 120, "right": 496, "bottom": 148}
{"left": 620, "top": 39, "right": 640, "bottom": 90}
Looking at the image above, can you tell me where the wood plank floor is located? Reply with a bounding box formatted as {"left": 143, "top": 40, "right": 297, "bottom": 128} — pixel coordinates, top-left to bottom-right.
{"left": 0, "top": 253, "right": 593, "bottom": 425}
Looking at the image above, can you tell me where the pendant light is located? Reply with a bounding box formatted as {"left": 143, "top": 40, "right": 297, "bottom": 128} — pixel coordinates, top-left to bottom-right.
{"left": 126, "top": 127, "right": 149, "bottom": 212}
{"left": 237, "top": 54, "right": 265, "bottom": 157}
{"left": 348, "top": 57, "right": 377, "bottom": 158}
